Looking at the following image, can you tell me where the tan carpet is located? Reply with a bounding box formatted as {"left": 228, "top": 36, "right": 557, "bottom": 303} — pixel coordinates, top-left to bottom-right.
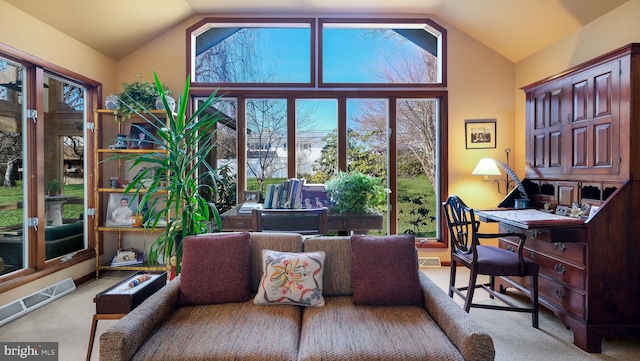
{"left": 0, "top": 268, "right": 638, "bottom": 361}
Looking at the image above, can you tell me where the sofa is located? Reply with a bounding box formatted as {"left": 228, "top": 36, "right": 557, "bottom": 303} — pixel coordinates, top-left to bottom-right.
{"left": 100, "top": 232, "right": 495, "bottom": 361}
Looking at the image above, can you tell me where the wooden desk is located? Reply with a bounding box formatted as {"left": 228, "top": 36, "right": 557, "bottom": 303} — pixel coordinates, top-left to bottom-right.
{"left": 475, "top": 205, "right": 640, "bottom": 353}
{"left": 221, "top": 205, "right": 383, "bottom": 234}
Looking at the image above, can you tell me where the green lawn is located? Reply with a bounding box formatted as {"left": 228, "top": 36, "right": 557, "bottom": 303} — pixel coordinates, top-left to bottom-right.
{"left": 0, "top": 182, "right": 85, "bottom": 228}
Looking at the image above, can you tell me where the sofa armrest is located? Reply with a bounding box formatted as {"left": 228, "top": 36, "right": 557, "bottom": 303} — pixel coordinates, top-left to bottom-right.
{"left": 99, "top": 277, "right": 181, "bottom": 361}
{"left": 419, "top": 272, "right": 495, "bottom": 361}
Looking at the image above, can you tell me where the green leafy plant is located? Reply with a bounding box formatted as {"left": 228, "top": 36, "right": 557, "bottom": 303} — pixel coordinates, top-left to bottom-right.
{"left": 325, "top": 171, "right": 390, "bottom": 214}
{"left": 398, "top": 195, "right": 436, "bottom": 235}
{"left": 113, "top": 75, "right": 172, "bottom": 120}
{"left": 117, "top": 72, "right": 223, "bottom": 275}
{"left": 46, "top": 178, "right": 61, "bottom": 195}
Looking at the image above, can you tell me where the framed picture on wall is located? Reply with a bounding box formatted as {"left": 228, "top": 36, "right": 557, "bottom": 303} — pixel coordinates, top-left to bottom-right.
{"left": 465, "top": 119, "right": 497, "bottom": 149}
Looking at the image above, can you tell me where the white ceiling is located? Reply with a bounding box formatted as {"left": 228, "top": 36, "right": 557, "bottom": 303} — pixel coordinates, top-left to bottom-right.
{"left": 5, "top": 0, "right": 630, "bottom": 62}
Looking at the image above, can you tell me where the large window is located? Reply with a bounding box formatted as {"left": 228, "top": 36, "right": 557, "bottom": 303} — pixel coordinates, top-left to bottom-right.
{"left": 188, "top": 17, "right": 447, "bottom": 245}
{"left": 0, "top": 47, "right": 98, "bottom": 290}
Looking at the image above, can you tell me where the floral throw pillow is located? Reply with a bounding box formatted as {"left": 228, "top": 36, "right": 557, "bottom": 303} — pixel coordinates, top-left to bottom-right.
{"left": 254, "top": 249, "right": 326, "bottom": 307}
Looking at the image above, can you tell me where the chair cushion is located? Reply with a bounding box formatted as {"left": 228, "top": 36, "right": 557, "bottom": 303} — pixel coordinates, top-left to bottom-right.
{"left": 351, "top": 234, "right": 423, "bottom": 306}
{"left": 178, "top": 232, "right": 252, "bottom": 306}
{"left": 254, "top": 249, "right": 326, "bottom": 307}
{"left": 459, "top": 245, "right": 539, "bottom": 276}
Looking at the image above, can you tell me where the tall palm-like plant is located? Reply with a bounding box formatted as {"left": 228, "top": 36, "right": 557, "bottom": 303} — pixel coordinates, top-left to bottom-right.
{"left": 117, "top": 72, "right": 224, "bottom": 275}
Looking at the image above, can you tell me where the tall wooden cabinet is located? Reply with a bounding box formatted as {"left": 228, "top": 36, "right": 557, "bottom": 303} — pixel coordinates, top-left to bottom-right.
{"left": 495, "top": 44, "right": 640, "bottom": 352}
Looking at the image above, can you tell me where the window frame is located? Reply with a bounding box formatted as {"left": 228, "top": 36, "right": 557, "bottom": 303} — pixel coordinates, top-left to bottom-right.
{"left": 0, "top": 43, "right": 99, "bottom": 293}
{"left": 187, "top": 17, "right": 448, "bottom": 247}
{"left": 187, "top": 17, "right": 317, "bottom": 88}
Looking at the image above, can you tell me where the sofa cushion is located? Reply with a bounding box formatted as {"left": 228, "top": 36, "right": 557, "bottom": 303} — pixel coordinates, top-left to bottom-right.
{"left": 298, "top": 296, "right": 465, "bottom": 361}
{"left": 254, "top": 249, "right": 326, "bottom": 307}
{"left": 131, "top": 299, "right": 302, "bottom": 361}
{"left": 303, "top": 236, "right": 352, "bottom": 296}
{"left": 350, "top": 234, "right": 423, "bottom": 306}
{"left": 178, "top": 232, "right": 251, "bottom": 306}
{"left": 249, "top": 232, "right": 304, "bottom": 292}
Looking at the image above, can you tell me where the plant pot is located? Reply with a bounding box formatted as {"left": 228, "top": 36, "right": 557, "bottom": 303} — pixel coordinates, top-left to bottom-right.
{"left": 105, "top": 94, "right": 118, "bottom": 110}
{"left": 156, "top": 95, "right": 176, "bottom": 112}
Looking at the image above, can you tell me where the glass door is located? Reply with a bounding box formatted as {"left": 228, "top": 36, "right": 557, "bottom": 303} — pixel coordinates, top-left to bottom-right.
{"left": 42, "top": 74, "right": 86, "bottom": 261}
{"left": 0, "top": 59, "right": 26, "bottom": 275}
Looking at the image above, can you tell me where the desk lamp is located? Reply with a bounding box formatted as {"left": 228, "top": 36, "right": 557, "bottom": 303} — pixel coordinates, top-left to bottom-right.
{"left": 471, "top": 148, "right": 528, "bottom": 202}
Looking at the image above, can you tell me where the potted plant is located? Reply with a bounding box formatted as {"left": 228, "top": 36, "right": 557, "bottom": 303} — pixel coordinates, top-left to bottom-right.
{"left": 109, "top": 74, "right": 174, "bottom": 120}
{"left": 46, "top": 178, "right": 61, "bottom": 196}
{"left": 117, "top": 71, "right": 224, "bottom": 276}
{"left": 325, "top": 171, "right": 390, "bottom": 214}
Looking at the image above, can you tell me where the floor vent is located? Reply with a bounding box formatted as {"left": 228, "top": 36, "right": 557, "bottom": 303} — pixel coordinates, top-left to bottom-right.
{"left": 0, "top": 277, "right": 76, "bottom": 327}
{"left": 418, "top": 256, "right": 441, "bottom": 268}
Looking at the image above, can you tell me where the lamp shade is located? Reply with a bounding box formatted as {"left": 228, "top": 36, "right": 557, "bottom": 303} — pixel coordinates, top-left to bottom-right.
{"left": 471, "top": 158, "right": 502, "bottom": 176}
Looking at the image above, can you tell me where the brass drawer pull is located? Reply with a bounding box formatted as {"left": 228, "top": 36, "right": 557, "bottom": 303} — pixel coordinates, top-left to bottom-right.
{"left": 554, "top": 264, "right": 567, "bottom": 275}
{"left": 554, "top": 242, "right": 566, "bottom": 252}
{"left": 507, "top": 245, "right": 515, "bottom": 252}
{"left": 530, "top": 251, "right": 536, "bottom": 260}
{"left": 555, "top": 289, "right": 566, "bottom": 300}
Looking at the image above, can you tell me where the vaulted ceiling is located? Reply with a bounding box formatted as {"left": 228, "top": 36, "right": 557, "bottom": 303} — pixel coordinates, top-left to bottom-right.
{"left": 5, "top": 0, "right": 629, "bottom": 62}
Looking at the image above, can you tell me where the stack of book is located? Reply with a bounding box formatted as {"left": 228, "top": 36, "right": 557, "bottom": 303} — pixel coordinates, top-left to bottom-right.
{"left": 110, "top": 248, "right": 144, "bottom": 267}
{"left": 238, "top": 202, "right": 263, "bottom": 214}
{"left": 263, "top": 179, "right": 328, "bottom": 209}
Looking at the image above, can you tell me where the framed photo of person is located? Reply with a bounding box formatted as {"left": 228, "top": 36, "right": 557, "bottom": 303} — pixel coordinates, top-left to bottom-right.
{"left": 465, "top": 119, "right": 497, "bottom": 149}
{"left": 242, "top": 190, "right": 261, "bottom": 202}
{"left": 105, "top": 194, "right": 139, "bottom": 227}
{"left": 128, "top": 123, "right": 156, "bottom": 149}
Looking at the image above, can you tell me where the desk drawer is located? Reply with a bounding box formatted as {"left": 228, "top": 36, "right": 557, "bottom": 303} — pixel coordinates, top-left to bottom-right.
{"left": 499, "top": 224, "right": 585, "bottom": 265}
{"left": 504, "top": 274, "right": 585, "bottom": 319}
{"left": 221, "top": 217, "right": 252, "bottom": 231}
{"left": 499, "top": 238, "right": 585, "bottom": 290}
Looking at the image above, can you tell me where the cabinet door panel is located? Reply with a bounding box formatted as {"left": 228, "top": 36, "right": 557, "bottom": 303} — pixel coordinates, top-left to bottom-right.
{"left": 572, "top": 126, "right": 588, "bottom": 168}
{"left": 593, "top": 71, "right": 613, "bottom": 118}
{"left": 549, "top": 89, "right": 563, "bottom": 126}
{"left": 572, "top": 80, "right": 588, "bottom": 122}
{"left": 549, "top": 131, "right": 562, "bottom": 168}
{"left": 533, "top": 134, "right": 545, "bottom": 168}
{"left": 594, "top": 123, "right": 612, "bottom": 167}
